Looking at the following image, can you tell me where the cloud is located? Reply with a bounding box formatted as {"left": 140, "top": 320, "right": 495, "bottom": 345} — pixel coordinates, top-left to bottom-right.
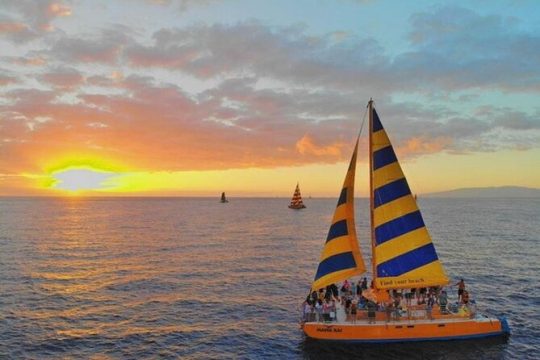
{"left": 0, "top": 74, "right": 17, "bottom": 86}
{"left": 50, "top": 27, "right": 132, "bottom": 63}
{"left": 398, "top": 136, "right": 453, "bottom": 158}
{"left": 0, "top": 17, "right": 34, "bottom": 42}
{"left": 119, "top": 11, "right": 540, "bottom": 101}
{"left": 144, "top": 0, "right": 223, "bottom": 12}
{"left": 399, "top": 6, "right": 540, "bottom": 92}
{"left": 12, "top": 56, "right": 47, "bottom": 66}
{"left": 1, "top": 4, "right": 539, "bottom": 181}
{"left": 125, "top": 22, "right": 388, "bottom": 89}
{"left": 0, "top": 0, "right": 71, "bottom": 42}
{"left": 40, "top": 67, "right": 85, "bottom": 89}
{"left": 296, "top": 135, "right": 344, "bottom": 157}
{"left": 0, "top": 21, "right": 28, "bottom": 34}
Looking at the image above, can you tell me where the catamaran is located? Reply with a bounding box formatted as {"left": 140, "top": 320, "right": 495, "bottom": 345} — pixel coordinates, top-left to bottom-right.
{"left": 302, "top": 100, "right": 510, "bottom": 343}
{"left": 289, "top": 182, "right": 307, "bottom": 209}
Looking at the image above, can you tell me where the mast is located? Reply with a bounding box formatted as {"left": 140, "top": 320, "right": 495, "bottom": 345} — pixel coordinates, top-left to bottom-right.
{"left": 368, "top": 98, "right": 376, "bottom": 288}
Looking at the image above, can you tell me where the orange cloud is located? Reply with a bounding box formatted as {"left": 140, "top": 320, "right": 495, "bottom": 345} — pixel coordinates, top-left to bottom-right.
{"left": 48, "top": 3, "right": 72, "bottom": 17}
{"left": 0, "top": 75, "right": 17, "bottom": 86}
{"left": 0, "top": 22, "right": 28, "bottom": 33}
{"left": 397, "top": 136, "right": 453, "bottom": 158}
{"left": 14, "top": 56, "right": 47, "bottom": 66}
{"left": 296, "top": 134, "right": 344, "bottom": 157}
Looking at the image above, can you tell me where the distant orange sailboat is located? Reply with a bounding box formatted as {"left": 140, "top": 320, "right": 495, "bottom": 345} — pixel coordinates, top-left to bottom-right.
{"left": 288, "top": 183, "right": 306, "bottom": 209}
{"left": 301, "top": 99, "right": 509, "bottom": 343}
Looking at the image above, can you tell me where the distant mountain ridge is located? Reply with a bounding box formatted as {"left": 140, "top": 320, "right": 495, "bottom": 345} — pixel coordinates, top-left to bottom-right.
{"left": 425, "top": 186, "right": 540, "bottom": 198}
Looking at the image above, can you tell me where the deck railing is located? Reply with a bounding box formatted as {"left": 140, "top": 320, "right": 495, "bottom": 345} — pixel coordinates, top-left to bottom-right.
{"left": 303, "top": 303, "right": 477, "bottom": 323}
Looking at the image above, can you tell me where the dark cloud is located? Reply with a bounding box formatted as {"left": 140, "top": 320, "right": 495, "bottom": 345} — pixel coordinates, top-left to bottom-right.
{"left": 40, "top": 67, "right": 85, "bottom": 89}
{"left": 49, "top": 27, "right": 133, "bottom": 63}
{"left": 125, "top": 22, "right": 388, "bottom": 90}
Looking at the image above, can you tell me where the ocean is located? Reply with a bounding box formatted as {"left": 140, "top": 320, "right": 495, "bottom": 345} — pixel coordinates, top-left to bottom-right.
{"left": 0, "top": 197, "right": 538, "bottom": 359}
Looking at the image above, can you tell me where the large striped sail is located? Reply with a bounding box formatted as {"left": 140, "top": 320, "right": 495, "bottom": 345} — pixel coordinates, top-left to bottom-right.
{"left": 289, "top": 183, "right": 306, "bottom": 209}
{"left": 369, "top": 101, "right": 448, "bottom": 289}
{"left": 311, "top": 138, "right": 366, "bottom": 291}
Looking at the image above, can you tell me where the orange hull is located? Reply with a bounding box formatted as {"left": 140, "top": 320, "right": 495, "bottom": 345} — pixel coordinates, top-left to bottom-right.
{"left": 303, "top": 316, "right": 509, "bottom": 343}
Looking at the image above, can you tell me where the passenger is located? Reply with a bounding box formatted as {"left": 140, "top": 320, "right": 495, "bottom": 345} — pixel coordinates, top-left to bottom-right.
{"left": 454, "top": 279, "right": 466, "bottom": 303}
{"left": 439, "top": 290, "right": 448, "bottom": 314}
{"left": 303, "top": 298, "right": 313, "bottom": 322}
{"left": 427, "top": 293, "right": 435, "bottom": 307}
{"left": 322, "top": 299, "right": 331, "bottom": 322}
{"left": 399, "top": 293, "right": 410, "bottom": 319}
{"left": 404, "top": 288, "right": 412, "bottom": 306}
{"left": 393, "top": 295, "right": 401, "bottom": 320}
{"left": 367, "top": 300, "right": 376, "bottom": 324}
{"left": 311, "top": 290, "right": 318, "bottom": 304}
{"left": 356, "top": 280, "right": 362, "bottom": 296}
{"left": 315, "top": 299, "right": 323, "bottom": 322}
{"left": 330, "top": 283, "right": 339, "bottom": 300}
{"left": 345, "top": 297, "right": 352, "bottom": 321}
{"left": 330, "top": 299, "right": 337, "bottom": 321}
{"left": 340, "top": 280, "right": 350, "bottom": 296}
{"left": 426, "top": 297, "right": 433, "bottom": 320}
{"left": 318, "top": 288, "right": 325, "bottom": 302}
{"left": 360, "top": 277, "right": 368, "bottom": 290}
{"left": 410, "top": 293, "right": 418, "bottom": 307}
{"left": 385, "top": 301, "right": 393, "bottom": 322}
{"left": 350, "top": 297, "right": 358, "bottom": 323}
{"left": 324, "top": 286, "right": 332, "bottom": 302}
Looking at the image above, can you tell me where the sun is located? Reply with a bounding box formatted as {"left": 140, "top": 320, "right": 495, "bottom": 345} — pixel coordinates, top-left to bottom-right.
{"left": 51, "top": 167, "right": 117, "bottom": 192}
{"left": 42, "top": 156, "right": 125, "bottom": 193}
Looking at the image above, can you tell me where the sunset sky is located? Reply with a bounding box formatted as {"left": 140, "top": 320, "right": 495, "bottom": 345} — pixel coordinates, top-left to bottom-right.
{"left": 1, "top": 0, "right": 539, "bottom": 197}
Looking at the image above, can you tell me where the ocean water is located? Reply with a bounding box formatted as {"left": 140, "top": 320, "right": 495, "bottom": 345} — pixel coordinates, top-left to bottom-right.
{"left": 0, "top": 197, "right": 538, "bottom": 359}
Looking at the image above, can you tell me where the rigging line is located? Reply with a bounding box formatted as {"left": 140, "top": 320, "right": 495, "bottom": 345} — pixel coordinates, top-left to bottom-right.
{"left": 358, "top": 102, "right": 368, "bottom": 139}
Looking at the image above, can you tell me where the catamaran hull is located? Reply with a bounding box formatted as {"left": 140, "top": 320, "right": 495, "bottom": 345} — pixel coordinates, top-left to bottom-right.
{"left": 303, "top": 317, "right": 509, "bottom": 343}
{"left": 288, "top": 205, "right": 306, "bottom": 209}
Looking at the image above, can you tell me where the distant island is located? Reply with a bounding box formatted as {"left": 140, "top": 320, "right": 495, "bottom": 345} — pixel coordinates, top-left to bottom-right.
{"left": 424, "top": 186, "right": 540, "bottom": 198}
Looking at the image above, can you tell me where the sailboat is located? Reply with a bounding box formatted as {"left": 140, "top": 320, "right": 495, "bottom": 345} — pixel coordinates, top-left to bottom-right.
{"left": 302, "top": 100, "right": 509, "bottom": 343}
{"left": 220, "top": 192, "right": 229, "bottom": 203}
{"left": 289, "top": 183, "right": 307, "bottom": 209}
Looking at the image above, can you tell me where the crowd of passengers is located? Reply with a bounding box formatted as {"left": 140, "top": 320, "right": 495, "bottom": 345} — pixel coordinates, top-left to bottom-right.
{"left": 302, "top": 278, "right": 474, "bottom": 323}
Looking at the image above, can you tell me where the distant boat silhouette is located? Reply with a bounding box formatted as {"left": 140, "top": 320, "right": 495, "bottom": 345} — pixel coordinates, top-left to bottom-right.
{"left": 288, "top": 182, "right": 306, "bottom": 209}
{"left": 220, "top": 192, "right": 229, "bottom": 203}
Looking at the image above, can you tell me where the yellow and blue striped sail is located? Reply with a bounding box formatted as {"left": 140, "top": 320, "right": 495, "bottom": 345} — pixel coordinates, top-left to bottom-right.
{"left": 371, "top": 109, "right": 448, "bottom": 289}
{"left": 311, "top": 138, "right": 366, "bottom": 291}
